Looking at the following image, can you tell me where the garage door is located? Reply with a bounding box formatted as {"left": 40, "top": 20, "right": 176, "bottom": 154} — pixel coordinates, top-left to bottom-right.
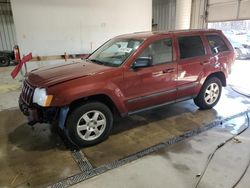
{"left": 0, "top": 1, "right": 17, "bottom": 51}
{"left": 208, "top": 0, "right": 250, "bottom": 22}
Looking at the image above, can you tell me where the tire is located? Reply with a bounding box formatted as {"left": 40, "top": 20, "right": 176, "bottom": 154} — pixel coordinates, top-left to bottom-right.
{"left": 194, "top": 77, "right": 222, "bottom": 110}
{"left": 0, "top": 57, "right": 10, "bottom": 67}
{"left": 66, "top": 102, "right": 113, "bottom": 147}
{"left": 235, "top": 48, "right": 243, "bottom": 60}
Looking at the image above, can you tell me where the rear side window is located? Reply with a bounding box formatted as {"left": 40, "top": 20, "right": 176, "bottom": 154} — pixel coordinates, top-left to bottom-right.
{"left": 178, "top": 36, "right": 205, "bottom": 59}
{"left": 206, "top": 35, "right": 229, "bottom": 54}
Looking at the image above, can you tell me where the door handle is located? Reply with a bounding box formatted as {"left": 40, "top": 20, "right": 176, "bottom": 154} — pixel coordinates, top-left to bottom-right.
{"left": 163, "top": 68, "right": 175, "bottom": 73}
{"left": 200, "top": 60, "right": 210, "bottom": 65}
{"left": 152, "top": 71, "right": 164, "bottom": 77}
{"left": 152, "top": 68, "right": 175, "bottom": 77}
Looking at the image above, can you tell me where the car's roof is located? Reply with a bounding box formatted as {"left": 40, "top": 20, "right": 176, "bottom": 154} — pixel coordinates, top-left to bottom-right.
{"left": 116, "top": 29, "right": 221, "bottom": 40}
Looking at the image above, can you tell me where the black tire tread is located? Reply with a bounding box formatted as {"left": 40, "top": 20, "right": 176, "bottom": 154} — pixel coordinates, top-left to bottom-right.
{"left": 194, "top": 77, "right": 222, "bottom": 110}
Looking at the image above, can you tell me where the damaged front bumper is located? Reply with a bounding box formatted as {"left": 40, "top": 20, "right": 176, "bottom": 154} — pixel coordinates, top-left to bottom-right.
{"left": 19, "top": 96, "right": 69, "bottom": 130}
{"left": 19, "top": 96, "right": 58, "bottom": 125}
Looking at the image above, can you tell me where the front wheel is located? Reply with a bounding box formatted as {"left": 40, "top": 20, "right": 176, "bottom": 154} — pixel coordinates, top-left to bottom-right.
{"left": 194, "top": 77, "right": 222, "bottom": 110}
{"left": 66, "top": 102, "right": 113, "bottom": 147}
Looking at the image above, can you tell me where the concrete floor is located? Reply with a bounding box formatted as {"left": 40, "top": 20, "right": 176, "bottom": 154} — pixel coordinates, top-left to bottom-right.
{"left": 0, "top": 60, "right": 249, "bottom": 187}
{"left": 72, "top": 114, "right": 250, "bottom": 188}
{"left": 81, "top": 91, "right": 249, "bottom": 168}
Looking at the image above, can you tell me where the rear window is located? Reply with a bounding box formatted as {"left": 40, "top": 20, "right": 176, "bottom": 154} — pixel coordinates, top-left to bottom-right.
{"left": 206, "top": 35, "right": 229, "bottom": 54}
{"left": 178, "top": 36, "right": 205, "bottom": 59}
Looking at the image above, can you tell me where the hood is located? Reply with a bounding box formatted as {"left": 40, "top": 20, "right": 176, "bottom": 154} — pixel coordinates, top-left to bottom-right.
{"left": 27, "top": 60, "right": 112, "bottom": 87}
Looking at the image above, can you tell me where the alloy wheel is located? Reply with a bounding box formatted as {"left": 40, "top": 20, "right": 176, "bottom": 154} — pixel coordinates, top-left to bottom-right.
{"left": 204, "top": 83, "right": 220, "bottom": 105}
{"left": 76, "top": 110, "right": 106, "bottom": 141}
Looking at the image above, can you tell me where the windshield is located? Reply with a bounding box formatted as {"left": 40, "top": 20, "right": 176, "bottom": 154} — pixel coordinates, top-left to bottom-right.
{"left": 88, "top": 38, "right": 143, "bottom": 67}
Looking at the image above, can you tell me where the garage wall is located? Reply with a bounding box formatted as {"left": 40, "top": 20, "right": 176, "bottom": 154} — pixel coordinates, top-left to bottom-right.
{"left": 175, "top": 0, "right": 192, "bottom": 29}
{"left": 207, "top": 0, "right": 250, "bottom": 22}
{"left": 10, "top": 0, "right": 152, "bottom": 56}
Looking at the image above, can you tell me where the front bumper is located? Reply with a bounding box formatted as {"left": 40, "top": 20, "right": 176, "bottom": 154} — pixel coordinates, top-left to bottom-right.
{"left": 19, "top": 96, "right": 58, "bottom": 125}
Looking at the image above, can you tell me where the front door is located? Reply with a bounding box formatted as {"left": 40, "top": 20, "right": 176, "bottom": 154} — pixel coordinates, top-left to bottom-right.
{"left": 122, "top": 37, "right": 177, "bottom": 112}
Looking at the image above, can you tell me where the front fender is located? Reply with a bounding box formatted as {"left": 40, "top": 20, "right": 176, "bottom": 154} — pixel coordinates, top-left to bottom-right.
{"left": 48, "top": 79, "right": 128, "bottom": 116}
{"left": 58, "top": 106, "right": 69, "bottom": 130}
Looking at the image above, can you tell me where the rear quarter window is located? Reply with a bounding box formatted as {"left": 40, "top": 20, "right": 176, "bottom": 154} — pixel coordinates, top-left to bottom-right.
{"left": 206, "top": 35, "right": 229, "bottom": 54}
{"left": 178, "top": 35, "right": 205, "bottom": 59}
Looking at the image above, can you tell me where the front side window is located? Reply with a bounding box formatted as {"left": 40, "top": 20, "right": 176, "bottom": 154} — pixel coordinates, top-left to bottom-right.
{"left": 206, "top": 35, "right": 229, "bottom": 54}
{"left": 178, "top": 36, "right": 205, "bottom": 59}
{"left": 138, "top": 38, "right": 172, "bottom": 65}
{"left": 88, "top": 38, "right": 143, "bottom": 67}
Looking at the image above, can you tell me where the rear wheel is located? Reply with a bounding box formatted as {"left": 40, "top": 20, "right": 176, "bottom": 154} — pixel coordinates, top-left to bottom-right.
{"left": 66, "top": 102, "right": 113, "bottom": 147}
{"left": 194, "top": 77, "right": 222, "bottom": 110}
{"left": 235, "top": 48, "right": 243, "bottom": 59}
{"left": 0, "top": 57, "right": 10, "bottom": 67}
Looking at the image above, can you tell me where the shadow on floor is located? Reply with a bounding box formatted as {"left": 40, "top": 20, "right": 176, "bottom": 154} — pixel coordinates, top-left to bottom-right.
{"left": 0, "top": 109, "right": 80, "bottom": 188}
{"left": 8, "top": 123, "right": 66, "bottom": 151}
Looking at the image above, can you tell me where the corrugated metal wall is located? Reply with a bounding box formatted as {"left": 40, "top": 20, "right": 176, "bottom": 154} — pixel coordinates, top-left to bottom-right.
{"left": 152, "top": 0, "right": 176, "bottom": 31}
{"left": 0, "top": 2, "right": 16, "bottom": 51}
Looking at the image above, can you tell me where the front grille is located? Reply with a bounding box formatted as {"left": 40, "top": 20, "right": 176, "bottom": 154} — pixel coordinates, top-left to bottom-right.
{"left": 21, "top": 81, "right": 34, "bottom": 105}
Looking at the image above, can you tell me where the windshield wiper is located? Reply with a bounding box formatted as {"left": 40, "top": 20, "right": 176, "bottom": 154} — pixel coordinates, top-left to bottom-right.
{"left": 87, "top": 58, "right": 117, "bottom": 67}
{"left": 88, "top": 59, "right": 105, "bottom": 65}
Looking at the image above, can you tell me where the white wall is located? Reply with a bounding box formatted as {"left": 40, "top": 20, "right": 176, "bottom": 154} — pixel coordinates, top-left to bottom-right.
{"left": 11, "top": 0, "right": 152, "bottom": 56}
{"left": 175, "top": 0, "right": 192, "bottom": 29}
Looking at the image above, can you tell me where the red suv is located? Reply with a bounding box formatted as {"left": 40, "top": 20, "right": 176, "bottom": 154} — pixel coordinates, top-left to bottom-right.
{"left": 19, "top": 29, "right": 235, "bottom": 146}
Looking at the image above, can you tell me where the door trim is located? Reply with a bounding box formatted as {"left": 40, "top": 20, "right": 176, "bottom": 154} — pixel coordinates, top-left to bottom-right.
{"left": 128, "top": 96, "right": 193, "bottom": 116}
{"left": 127, "top": 88, "right": 176, "bottom": 104}
{"left": 177, "top": 82, "right": 197, "bottom": 91}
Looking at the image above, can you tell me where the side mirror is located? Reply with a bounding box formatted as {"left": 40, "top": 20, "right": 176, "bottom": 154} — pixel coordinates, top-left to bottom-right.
{"left": 132, "top": 57, "right": 152, "bottom": 69}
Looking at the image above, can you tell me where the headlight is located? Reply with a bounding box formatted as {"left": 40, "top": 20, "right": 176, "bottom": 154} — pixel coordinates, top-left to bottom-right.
{"left": 33, "top": 88, "right": 53, "bottom": 107}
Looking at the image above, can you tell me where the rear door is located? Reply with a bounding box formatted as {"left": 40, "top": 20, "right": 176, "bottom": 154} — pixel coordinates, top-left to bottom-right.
{"left": 176, "top": 34, "right": 209, "bottom": 100}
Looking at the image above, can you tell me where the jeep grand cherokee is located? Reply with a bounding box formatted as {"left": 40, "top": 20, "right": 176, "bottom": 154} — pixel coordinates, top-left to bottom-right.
{"left": 19, "top": 29, "right": 235, "bottom": 146}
